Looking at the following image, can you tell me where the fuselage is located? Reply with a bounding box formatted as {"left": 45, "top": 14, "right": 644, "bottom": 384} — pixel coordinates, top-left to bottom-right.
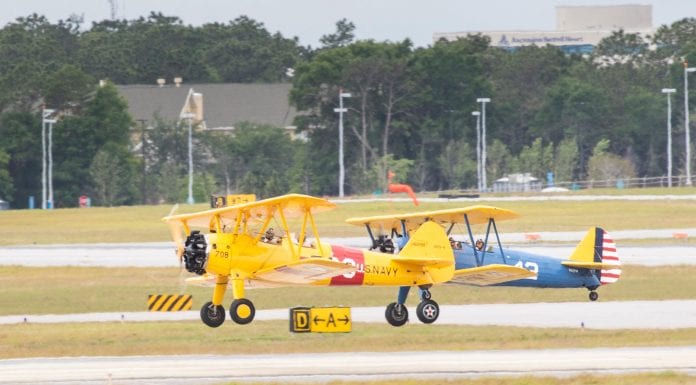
{"left": 201, "top": 233, "right": 449, "bottom": 287}
{"left": 453, "top": 245, "right": 600, "bottom": 289}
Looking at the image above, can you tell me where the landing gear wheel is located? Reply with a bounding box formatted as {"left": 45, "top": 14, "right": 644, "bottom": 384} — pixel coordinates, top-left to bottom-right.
{"left": 385, "top": 302, "right": 409, "bottom": 327}
{"left": 229, "top": 298, "right": 256, "bottom": 324}
{"left": 200, "top": 301, "right": 225, "bottom": 328}
{"left": 589, "top": 291, "right": 599, "bottom": 302}
{"left": 416, "top": 299, "right": 440, "bottom": 324}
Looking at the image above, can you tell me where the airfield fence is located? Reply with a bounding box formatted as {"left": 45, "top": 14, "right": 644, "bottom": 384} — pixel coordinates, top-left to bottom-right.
{"left": 442, "top": 175, "right": 693, "bottom": 196}
{"left": 552, "top": 175, "right": 692, "bottom": 190}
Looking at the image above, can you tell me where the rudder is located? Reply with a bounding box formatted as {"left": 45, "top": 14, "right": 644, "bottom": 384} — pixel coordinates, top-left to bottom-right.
{"left": 599, "top": 229, "right": 621, "bottom": 285}
{"left": 566, "top": 227, "right": 621, "bottom": 285}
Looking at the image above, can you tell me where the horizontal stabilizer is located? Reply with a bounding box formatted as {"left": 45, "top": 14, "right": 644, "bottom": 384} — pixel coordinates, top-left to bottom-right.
{"left": 390, "top": 255, "right": 451, "bottom": 267}
{"left": 561, "top": 260, "right": 619, "bottom": 270}
{"left": 252, "top": 258, "right": 356, "bottom": 285}
{"left": 450, "top": 264, "right": 536, "bottom": 286}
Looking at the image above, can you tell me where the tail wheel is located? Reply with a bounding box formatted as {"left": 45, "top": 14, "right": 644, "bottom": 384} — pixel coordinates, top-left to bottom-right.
{"left": 589, "top": 291, "right": 599, "bottom": 301}
{"left": 230, "top": 298, "right": 256, "bottom": 324}
{"left": 416, "top": 299, "right": 439, "bottom": 324}
{"left": 385, "top": 302, "right": 409, "bottom": 327}
{"left": 200, "top": 301, "right": 225, "bottom": 328}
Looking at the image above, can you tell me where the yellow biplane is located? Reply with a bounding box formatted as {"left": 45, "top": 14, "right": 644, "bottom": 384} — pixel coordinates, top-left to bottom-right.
{"left": 164, "top": 194, "right": 463, "bottom": 327}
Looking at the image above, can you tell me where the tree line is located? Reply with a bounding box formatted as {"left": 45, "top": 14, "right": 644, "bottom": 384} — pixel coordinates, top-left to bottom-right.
{"left": 0, "top": 13, "right": 695, "bottom": 207}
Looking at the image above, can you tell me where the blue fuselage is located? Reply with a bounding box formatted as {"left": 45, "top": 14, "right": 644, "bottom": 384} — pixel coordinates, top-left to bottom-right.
{"left": 453, "top": 246, "right": 600, "bottom": 289}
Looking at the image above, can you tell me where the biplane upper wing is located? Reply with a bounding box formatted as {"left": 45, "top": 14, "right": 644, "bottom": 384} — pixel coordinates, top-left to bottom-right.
{"left": 450, "top": 264, "right": 537, "bottom": 286}
{"left": 345, "top": 205, "right": 520, "bottom": 233}
{"left": 163, "top": 194, "right": 336, "bottom": 259}
{"left": 163, "top": 193, "right": 336, "bottom": 229}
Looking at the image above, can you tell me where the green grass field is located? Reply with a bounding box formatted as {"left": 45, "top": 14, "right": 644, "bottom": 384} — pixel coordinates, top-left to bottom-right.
{"left": 1, "top": 189, "right": 695, "bottom": 245}
{"left": 217, "top": 372, "right": 694, "bottom": 385}
{"left": 3, "top": 321, "right": 696, "bottom": 359}
{"left": 1, "top": 265, "right": 695, "bottom": 315}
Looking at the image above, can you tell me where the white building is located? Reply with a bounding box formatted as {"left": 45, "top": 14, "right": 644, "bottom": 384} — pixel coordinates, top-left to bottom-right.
{"left": 433, "top": 4, "right": 654, "bottom": 54}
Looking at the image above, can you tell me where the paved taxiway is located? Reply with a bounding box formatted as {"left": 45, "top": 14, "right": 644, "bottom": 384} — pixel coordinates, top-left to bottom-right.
{"left": 3, "top": 300, "right": 696, "bottom": 329}
{"left": 2, "top": 347, "right": 696, "bottom": 384}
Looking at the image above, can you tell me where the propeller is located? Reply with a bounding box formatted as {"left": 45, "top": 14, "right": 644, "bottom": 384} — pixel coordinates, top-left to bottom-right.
{"left": 165, "top": 204, "right": 185, "bottom": 265}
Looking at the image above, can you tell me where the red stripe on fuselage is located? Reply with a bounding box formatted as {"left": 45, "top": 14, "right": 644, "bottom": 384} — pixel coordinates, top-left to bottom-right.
{"left": 329, "top": 245, "right": 365, "bottom": 285}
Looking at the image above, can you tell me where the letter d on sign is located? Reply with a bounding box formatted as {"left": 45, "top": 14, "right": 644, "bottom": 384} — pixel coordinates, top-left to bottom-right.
{"left": 290, "top": 307, "right": 311, "bottom": 333}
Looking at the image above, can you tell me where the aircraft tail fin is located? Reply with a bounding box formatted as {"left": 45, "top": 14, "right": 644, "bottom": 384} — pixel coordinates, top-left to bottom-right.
{"left": 562, "top": 227, "right": 621, "bottom": 285}
{"left": 395, "top": 221, "right": 453, "bottom": 268}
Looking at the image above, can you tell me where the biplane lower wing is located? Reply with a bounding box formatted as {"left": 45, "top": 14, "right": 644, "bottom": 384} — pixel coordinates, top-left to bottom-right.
{"left": 450, "top": 264, "right": 537, "bottom": 286}
{"left": 252, "top": 258, "right": 356, "bottom": 285}
{"left": 186, "top": 259, "right": 355, "bottom": 287}
{"left": 186, "top": 274, "right": 288, "bottom": 289}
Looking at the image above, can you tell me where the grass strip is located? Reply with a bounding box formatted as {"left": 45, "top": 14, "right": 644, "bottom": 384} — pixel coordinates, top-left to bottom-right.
{"left": 2, "top": 321, "right": 696, "bottom": 359}
{"left": 1, "top": 195, "right": 696, "bottom": 245}
{"left": 216, "top": 372, "right": 695, "bottom": 385}
{"left": 2, "top": 265, "right": 696, "bottom": 315}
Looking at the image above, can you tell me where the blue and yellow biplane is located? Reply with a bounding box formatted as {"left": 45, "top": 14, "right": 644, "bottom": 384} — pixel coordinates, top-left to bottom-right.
{"left": 346, "top": 205, "right": 621, "bottom": 326}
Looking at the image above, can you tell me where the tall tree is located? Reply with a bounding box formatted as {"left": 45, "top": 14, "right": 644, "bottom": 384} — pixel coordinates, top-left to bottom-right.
{"left": 52, "top": 82, "right": 134, "bottom": 206}
{"left": 319, "top": 19, "right": 355, "bottom": 49}
{"left": 0, "top": 14, "right": 80, "bottom": 111}
{"left": 0, "top": 112, "right": 40, "bottom": 206}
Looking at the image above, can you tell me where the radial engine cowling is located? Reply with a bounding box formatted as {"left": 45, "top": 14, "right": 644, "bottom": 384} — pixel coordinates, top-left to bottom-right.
{"left": 183, "top": 230, "right": 208, "bottom": 275}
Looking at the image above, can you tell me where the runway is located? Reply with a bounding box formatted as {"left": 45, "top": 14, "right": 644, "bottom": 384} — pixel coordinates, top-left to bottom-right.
{"left": 2, "top": 347, "right": 696, "bottom": 384}
{"left": 3, "top": 300, "right": 696, "bottom": 329}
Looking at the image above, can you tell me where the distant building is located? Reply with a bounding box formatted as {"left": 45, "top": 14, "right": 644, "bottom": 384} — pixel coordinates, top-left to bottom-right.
{"left": 433, "top": 4, "right": 654, "bottom": 54}
{"left": 493, "top": 173, "right": 541, "bottom": 193}
{"left": 116, "top": 82, "right": 301, "bottom": 138}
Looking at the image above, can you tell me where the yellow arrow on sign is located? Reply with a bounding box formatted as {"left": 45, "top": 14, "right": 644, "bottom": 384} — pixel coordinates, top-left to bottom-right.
{"left": 290, "top": 307, "right": 351, "bottom": 333}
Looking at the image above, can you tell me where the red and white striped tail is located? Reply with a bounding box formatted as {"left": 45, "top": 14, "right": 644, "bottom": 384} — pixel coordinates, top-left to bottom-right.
{"left": 600, "top": 230, "right": 621, "bottom": 285}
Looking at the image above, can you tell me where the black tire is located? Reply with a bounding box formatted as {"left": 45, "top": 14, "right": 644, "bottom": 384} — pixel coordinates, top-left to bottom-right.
{"left": 200, "top": 301, "right": 225, "bottom": 328}
{"left": 416, "top": 299, "right": 439, "bottom": 324}
{"left": 230, "top": 298, "right": 256, "bottom": 324}
{"left": 385, "top": 302, "right": 408, "bottom": 327}
{"left": 589, "top": 291, "right": 599, "bottom": 301}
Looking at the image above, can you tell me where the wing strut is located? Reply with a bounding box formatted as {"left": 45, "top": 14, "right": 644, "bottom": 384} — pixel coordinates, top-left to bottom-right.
{"left": 307, "top": 208, "right": 325, "bottom": 257}
{"left": 276, "top": 206, "right": 297, "bottom": 260}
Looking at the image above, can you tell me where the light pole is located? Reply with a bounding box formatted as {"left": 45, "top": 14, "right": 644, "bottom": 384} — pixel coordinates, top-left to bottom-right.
{"left": 41, "top": 107, "right": 57, "bottom": 209}
{"left": 334, "top": 90, "right": 351, "bottom": 198}
{"left": 684, "top": 62, "right": 696, "bottom": 186}
{"left": 181, "top": 112, "right": 195, "bottom": 204}
{"left": 663, "top": 88, "right": 677, "bottom": 187}
{"left": 472, "top": 111, "right": 481, "bottom": 191}
{"left": 476, "top": 98, "right": 491, "bottom": 190}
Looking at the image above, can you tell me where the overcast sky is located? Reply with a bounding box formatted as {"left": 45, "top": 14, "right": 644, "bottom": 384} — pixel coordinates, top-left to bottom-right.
{"left": 4, "top": 0, "right": 696, "bottom": 48}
